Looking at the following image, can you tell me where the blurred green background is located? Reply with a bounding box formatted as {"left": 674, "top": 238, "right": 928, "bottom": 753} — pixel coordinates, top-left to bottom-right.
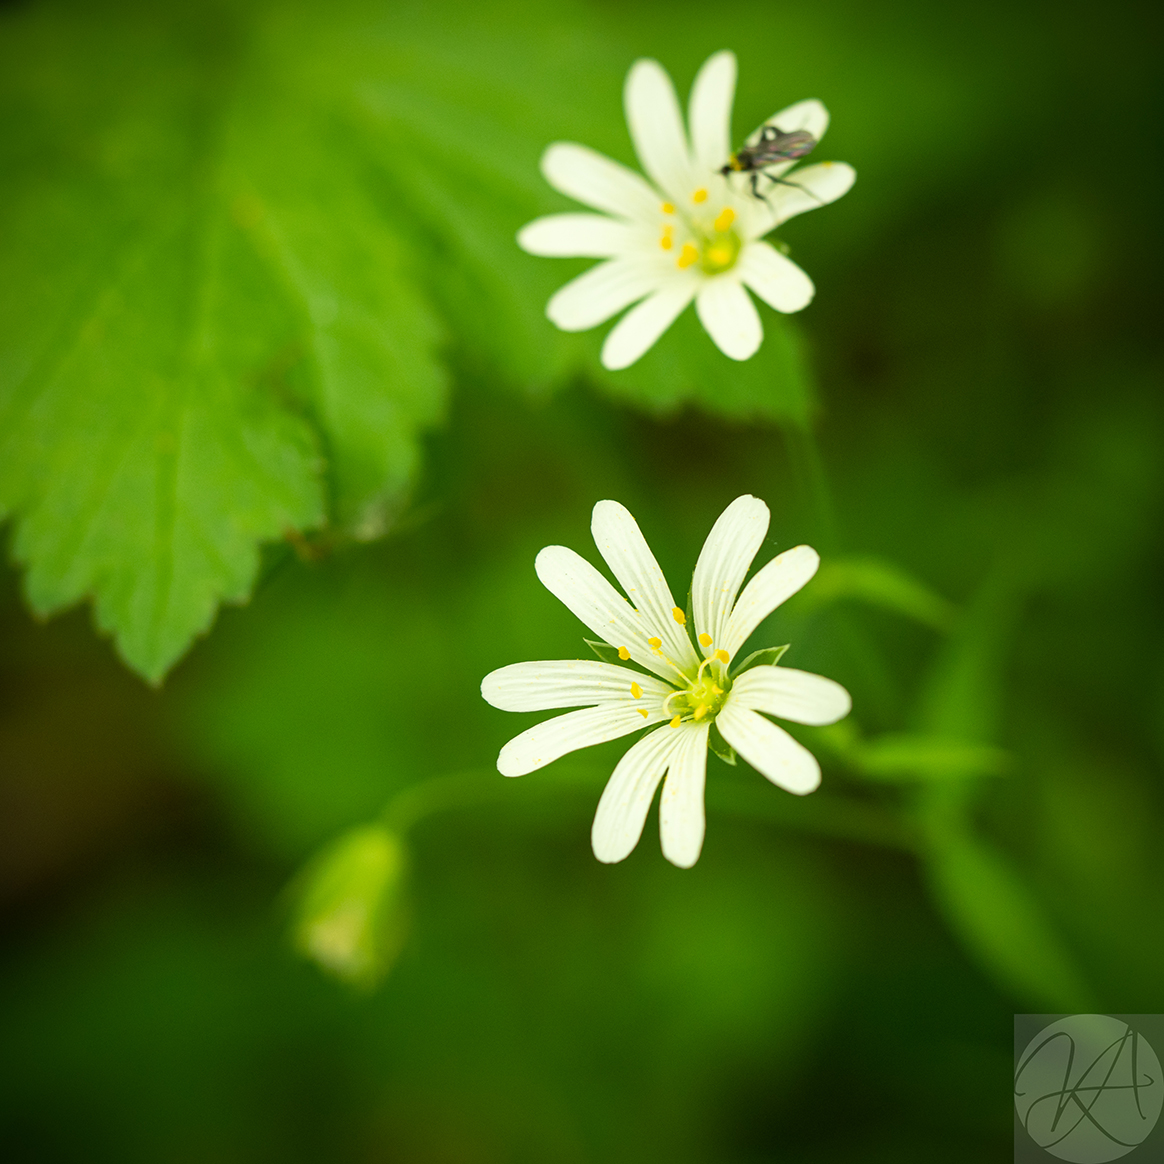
{"left": 1, "top": 0, "right": 1161, "bottom": 1159}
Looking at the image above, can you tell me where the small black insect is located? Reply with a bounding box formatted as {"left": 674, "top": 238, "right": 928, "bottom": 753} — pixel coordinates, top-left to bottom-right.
{"left": 720, "top": 124, "right": 820, "bottom": 204}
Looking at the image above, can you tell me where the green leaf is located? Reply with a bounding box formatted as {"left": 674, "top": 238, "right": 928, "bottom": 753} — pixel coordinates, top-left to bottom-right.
{"left": 923, "top": 826, "right": 1095, "bottom": 1011}
{"left": 0, "top": 2, "right": 446, "bottom": 680}
{"left": 910, "top": 579, "right": 1094, "bottom": 1008}
{"left": 732, "top": 644, "right": 790, "bottom": 675}
{"left": 797, "top": 556, "right": 956, "bottom": 631}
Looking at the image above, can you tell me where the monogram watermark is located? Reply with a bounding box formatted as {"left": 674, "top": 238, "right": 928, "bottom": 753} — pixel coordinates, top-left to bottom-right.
{"left": 1015, "top": 1015, "right": 1163, "bottom": 1162}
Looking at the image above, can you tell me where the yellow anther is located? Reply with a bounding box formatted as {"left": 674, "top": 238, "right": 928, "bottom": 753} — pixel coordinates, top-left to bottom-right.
{"left": 618, "top": 645, "right": 630, "bottom": 661}
{"left": 662, "top": 201, "right": 675, "bottom": 214}
{"left": 630, "top": 682, "right": 643, "bottom": 699}
{"left": 692, "top": 188, "right": 708, "bottom": 203}
{"left": 677, "top": 243, "right": 699, "bottom": 269}
{"left": 647, "top": 636, "right": 662, "bottom": 649}
{"left": 698, "top": 632, "right": 713, "bottom": 648}
{"left": 715, "top": 649, "right": 730, "bottom": 664}
{"left": 671, "top": 607, "right": 686, "bottom": 626}
{"left": 694, "top": 705, "right": 708, "bottom": 720}
{"left": 638, "top": 708, "right": 649, "bottom": 719}
{"left": 713, "top": 207, "right": 735, "bottom": 232}
{"left": 669, "top": 714, "right": 681, "bottom": 728}
{"left": 660, "top": 234, "right": 673, "bottom": 250}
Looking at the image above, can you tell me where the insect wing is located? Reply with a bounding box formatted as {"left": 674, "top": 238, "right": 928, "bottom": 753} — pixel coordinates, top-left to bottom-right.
{"left": 752, "top": 127, "right": 817, "bottom": 167}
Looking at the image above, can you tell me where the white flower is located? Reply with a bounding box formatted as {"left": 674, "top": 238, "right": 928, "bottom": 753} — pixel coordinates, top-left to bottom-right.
{"left": 481, "top": 496, "right": 852, "bottom": 868}
{"left": 518, "top": 50, "right": 856, "bottom": 370}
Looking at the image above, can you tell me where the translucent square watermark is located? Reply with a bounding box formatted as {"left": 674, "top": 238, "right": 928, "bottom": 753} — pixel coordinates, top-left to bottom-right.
{"left": 1015, "top": 1015, "right": 1164, "bottom": 1163}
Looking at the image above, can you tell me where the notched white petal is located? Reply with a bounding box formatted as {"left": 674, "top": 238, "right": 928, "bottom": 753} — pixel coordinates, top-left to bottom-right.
{"left": 625, "top": 58, "right": 693, "bottom": 205}
{"left": 695, "top": 277, "right": 763, "bottom": 361}
{"left": 535, "top": 545, "right": 675, "bottom": 680}
{"left": 722, "top": 544, "right": 820, "bottom": 658}
{"left": 482, "top": 659, "right": 672, "bottom": 712}
{"left": 768, "top": 161, "right": 856, "bottom": 225}
{"left": 691, "top": 494, "right": 770, "bottom": 652}
{"left": 689, "top": 50, "right": 737, "bottom": 174}
{"left": 717, "top": 702, "right": 821, "bottom": 795}
{"left": 601, "top": 279, "right": 698, "bottom": 370}
{"left": 730, "top": 666, "right": 851, "bottom": 726}
{"left": 591, "top": 725, "right": 685, "bottom": 863}
{"left": 541, "top": 142, "right": 662, "bottom": 221}
{"left": 497, "top": 704, "right": 663, "bottom": 778}
{"left": 591, "top": 500, "right": 698, "bottom": 671}
{"left": 546, "top": 258, "right": 662, "bottom": 331}
{"left": 518, "top": 214, "right": 642, "bottom": 258}
{"left": 737, "top": 242, "right": 814, "bottom": 314}
{"left": 659, "top": 722, "right": 711, "bottom": 867}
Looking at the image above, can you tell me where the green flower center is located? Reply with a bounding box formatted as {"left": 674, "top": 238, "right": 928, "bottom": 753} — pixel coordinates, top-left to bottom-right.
{"left": 660, "top": 195, "right": 743, "bottom": 276}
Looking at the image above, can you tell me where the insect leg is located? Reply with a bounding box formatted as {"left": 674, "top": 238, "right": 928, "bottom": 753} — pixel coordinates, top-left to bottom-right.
{"left": 763, "top": 173, "right": 826, "bottom": 205}
{"left": 749, "top": 172, "right": 772, "bottom": 206}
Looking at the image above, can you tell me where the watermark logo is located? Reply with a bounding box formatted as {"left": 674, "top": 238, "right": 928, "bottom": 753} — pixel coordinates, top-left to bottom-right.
{"left": 1015, "top": 1014, "right": 1163, "bottom": 1162}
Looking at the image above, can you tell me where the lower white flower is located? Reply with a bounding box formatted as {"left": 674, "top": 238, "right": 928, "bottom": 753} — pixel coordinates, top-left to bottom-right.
{"left": 481, "top": 496, "right": 851, "bottom": 868}
{"left": 518, "top": 50, "right": 855, "bottom": 370}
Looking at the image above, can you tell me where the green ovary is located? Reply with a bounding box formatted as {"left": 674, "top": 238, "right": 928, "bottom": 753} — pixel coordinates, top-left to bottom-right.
{"left": 699, "top": 229, "right": 741, "bottom": 275}
{"left": 672, "top": 670, "right": 731, "bottom": 723}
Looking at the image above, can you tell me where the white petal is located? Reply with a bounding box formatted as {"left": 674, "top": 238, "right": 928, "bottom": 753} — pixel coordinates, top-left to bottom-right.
{"left": 737, "top": 242, "right": 814, "bottom": 314}
{"left": 482, "top": 659, "right": 673, "bottom": 712}
{"left": 695, "top": 277, "right": 762, "bottom": 361}
{"left": 691, "top": 495, "right": 770, "bottom": 656}
{"left": 518, "top": 214, "right": 643, "bottom": 258}
{"left": 541, "top": 142, "right": 662, "bottom": 222}
{"left": 547, "top": 258, "right": 663, "bottom": 331}
{"left": 688, "top": 50, "right": 736, "bottom": 174}
{"left": 591, "top": 500, "right": 699, "bottom": 672}
{"left": 497, "top": 704, "right": 662, "bottom": 778}
{"left": 600, "top": 278, "right": 698, "bottom": 370}
{"left": 659, "top": 722, "right": 711, "bottom": 867}
{"left": 721, "top": 545, "right": 820, "bottom": 660}
{"left": 591, "top": 725, "right": 686, "bottom": 863}
{"left": 624, "top": 58, "right": 693, "bottom": 205}
{"left": 730, "top": 666, "right": 851, "bottom": 726}
{"left": 535, "top": 545, "right": 677, "bottom": 681}
{"left": 768, "top": 161, "right": 856, "bottom": 226}
{"left": 717, "top": 702, "right": 820, "bottom": 794}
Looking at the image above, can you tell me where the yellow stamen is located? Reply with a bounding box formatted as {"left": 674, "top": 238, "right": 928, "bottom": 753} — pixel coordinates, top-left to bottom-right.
{"left": 647, "top": 636, "right": 662, "bottom": 649}
{"left": 677, "top": 243, "right": 698, "bottom": 269}
{"left": 692, "top": 188, "right": 708, "bottom": 203}
{"left": 630, "top": 682, "right": 642, "bottom": 699}
{"left": 698, "top": 632, "right": 713, "bottom": 648}
{"left": 694, "top": 705, "right": 708, "bottom": 720}
{"left": 713, "top": 207, "right": 735, "bottom": 232}
{"left": 715, "top": 649, "right": 730, "bottom": 664}
{"left": 618, "top": 645, "right": 630, "bottom": 661}
{"left": 638, "top": 708, "right": 649, "bottom": 719}
{"left": 671, "top": 607, "right": 686, "bottom": 626}
{"left": 669, "top": 714, "right": 681, "bottom": 728}
{"left": 662, "top": 201, "right": 675, "bottom": 214}
{"left": 660, "top": 234, "right": 673, "bottom": 250}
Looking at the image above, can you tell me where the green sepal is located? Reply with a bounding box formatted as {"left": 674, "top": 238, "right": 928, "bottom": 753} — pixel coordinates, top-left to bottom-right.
{"left": 708, "top": 724, "right": 737, "bottom": 766}
{"left": 732, "top": 644, "right": 790, "bottom": 675}
{"left": 584, "top": 638, "right": 625, "bottom": 664}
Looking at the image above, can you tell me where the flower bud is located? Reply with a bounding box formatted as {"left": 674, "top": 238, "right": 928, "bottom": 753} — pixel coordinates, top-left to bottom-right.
{"left": 290, "top": 825, "right": 408, "bottom": 989}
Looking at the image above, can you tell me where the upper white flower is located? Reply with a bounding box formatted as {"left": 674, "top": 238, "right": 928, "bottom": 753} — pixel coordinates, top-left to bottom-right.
{"left": 518, "top": 50, "right": 856, "bottom": 370}
{"left": 481, "top": 496, "right": 852, "bottom": 868}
